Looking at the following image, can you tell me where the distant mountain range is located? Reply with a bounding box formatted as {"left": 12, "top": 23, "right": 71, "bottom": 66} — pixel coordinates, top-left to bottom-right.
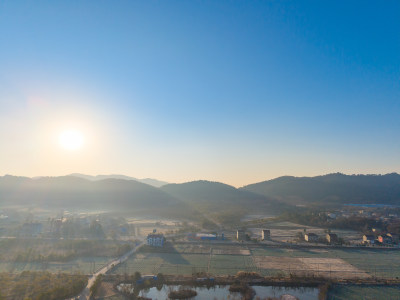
{"left": 67, "top": 173, "right": 168, "bottom": 187}
{"left": 0, "top": 173, "right": 399, "bottom": 218}
{"left": 0, "top": 175, "right": 187, "bottom": 218}
{"left": 242, "top": 173, "right": 400, "bottom": 206}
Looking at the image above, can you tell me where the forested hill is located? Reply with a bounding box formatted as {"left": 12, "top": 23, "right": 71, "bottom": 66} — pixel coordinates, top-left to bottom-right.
{"left": 161, "top": 180, "right": 282, "bottom": 213}
{"left": 241, "top": 173, "right": 400, "bottom": 206}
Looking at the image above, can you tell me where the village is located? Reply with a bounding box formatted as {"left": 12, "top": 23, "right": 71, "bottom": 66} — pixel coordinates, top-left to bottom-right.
{"left": 148, "top": 227, "right": 400, "bottom": 248}
{"left": 1, "top": 206, "right": 400, "bottom": 299}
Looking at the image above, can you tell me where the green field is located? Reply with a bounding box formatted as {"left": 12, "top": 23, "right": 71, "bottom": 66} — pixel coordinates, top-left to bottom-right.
{"left": 209, "top": 254, "right": 255, "bottom": 275}
{"left": 338, "top": 249, "right": 400, "bottom": 279}
{"left": 110, "top": 252, "right": 261, "bottom": 276}
{"left": 111, "top": 252, "right": 209, "bottom": 275}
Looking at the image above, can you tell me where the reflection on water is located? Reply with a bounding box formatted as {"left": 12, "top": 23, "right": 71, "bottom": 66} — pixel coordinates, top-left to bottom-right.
{"left": 139, "top": 284, "right": 319, "bottom": 300}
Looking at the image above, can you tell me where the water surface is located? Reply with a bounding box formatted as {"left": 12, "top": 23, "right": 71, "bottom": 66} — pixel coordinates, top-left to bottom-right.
{"left": 140, "top": 284, "right": 319, "bottom": 299}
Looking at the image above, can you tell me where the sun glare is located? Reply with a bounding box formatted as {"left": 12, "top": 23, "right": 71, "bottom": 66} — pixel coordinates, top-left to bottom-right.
{"left": 59, "top": 130, "right": 84, "bottom": 151}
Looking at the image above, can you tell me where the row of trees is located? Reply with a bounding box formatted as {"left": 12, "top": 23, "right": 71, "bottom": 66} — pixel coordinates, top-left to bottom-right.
{"left": 386, "top": 220, "right": 400, "bottom": 235}
{"left": 0, "top": 271, "right": 87, "bottom": 300}
{"left": 281, "top": 211, "right": 384, "bottom": 233}
{"left": 90, "top": 274, "right": 102, "bottom": 298}
{"left": 0, "top": 239, "right": 133, "bottom": 263}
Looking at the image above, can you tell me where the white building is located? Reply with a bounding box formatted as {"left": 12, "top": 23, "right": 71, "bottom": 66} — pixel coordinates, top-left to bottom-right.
{"left": 304, "top": 233, "right": 318, "bottom": 242}
{"left": 261, "top": 229, "right": 271, "bottom": 240}
{"left": 237, "top": 229, "right": 246, "bottom": 241}
{"left": 147, "top": 233, "right": 165, "bottom": 247}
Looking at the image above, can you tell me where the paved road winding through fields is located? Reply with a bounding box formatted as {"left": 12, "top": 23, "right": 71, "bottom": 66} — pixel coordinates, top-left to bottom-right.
{"left": 72, "top": 239, "right": 144, "bottom": 300}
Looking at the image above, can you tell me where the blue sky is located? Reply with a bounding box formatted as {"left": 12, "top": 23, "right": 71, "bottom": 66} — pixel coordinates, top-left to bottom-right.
{"left": 0, "top": 1, "right": 399, "bottom": 186}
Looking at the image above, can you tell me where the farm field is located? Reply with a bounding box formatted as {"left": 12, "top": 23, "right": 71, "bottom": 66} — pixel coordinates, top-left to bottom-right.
{"left": 111, "top": 242, "right": 400, "bottom": 280}
{"left": 253, "top": 246, "right": 400, "bottom": 279}
{"left": 254, "top": 256, "right": 368, "bottom": 279}
{"left": 173, "top": 244, "right": 211, "bottom": 254}
{"left": 111, "top": 252, "right": 209, "bottom": 275}
{"left": 208, "top": 254, "right": 255, "bottom": 275}
{"left": 339, "top": 249, "right": 400, "bottom": 279}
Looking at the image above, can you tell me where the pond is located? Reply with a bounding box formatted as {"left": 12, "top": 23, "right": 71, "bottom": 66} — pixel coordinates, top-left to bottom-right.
{"left": 139, "top": 284, "right": 319, "bottom": 300}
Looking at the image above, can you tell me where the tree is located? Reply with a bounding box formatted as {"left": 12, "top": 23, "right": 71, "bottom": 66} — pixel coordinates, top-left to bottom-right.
{"left": 296, "top": 232, "right": 304, "bottom": 241}
{"left": 156, "top": 272, "right": 165, "bottom": 283}
{"left": 133, "top": 271, "right": 141, "bottom": 283}
{"left": 90, "top": 275, "right": 103, "bottom": 299}
{"left": 89, "top": 221, "right": 105, "bottom": 238}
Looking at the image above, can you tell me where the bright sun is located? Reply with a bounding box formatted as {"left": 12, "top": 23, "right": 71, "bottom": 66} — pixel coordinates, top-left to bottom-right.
{"left": 59, "top": 130, "right": 84, "bottom": 151}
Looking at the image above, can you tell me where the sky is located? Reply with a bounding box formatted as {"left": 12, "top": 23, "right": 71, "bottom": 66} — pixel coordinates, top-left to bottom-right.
{"left": 0, "top": 1, "right": 399, "bottom": 187}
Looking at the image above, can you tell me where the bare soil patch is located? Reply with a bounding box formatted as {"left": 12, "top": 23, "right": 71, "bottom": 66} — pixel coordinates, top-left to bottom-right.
{"left": 97, "top": 281, "right": 118, "bottom": 298}
{"left": 179, "top": 245, "right": 211, "bottom": 254}
{"left": 212, "top": 248, "right": 251, "bottom": 255}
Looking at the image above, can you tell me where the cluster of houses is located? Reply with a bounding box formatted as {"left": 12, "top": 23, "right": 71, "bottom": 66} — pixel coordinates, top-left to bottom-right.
{"left": 235, "top": 229, "right": 341, "bottom": 244}
{"left": 303, "top": 232, "right": 339, "bottom": 244}
{"left": 362, "top": 233, "right": 399, "bottom": 246}
{"left": 304, "top": 233, "right": 318, "bottom": 242}
{"left": 325, "top": 207, "right": 400, "bottom": 223}
{"left": 236, "top": 229, "right": 271, "bottom": 241}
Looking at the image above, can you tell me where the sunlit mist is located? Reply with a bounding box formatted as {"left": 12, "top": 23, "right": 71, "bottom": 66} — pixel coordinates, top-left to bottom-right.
{"left": 59, "top": 129, "right": 84, "bottom": 151}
